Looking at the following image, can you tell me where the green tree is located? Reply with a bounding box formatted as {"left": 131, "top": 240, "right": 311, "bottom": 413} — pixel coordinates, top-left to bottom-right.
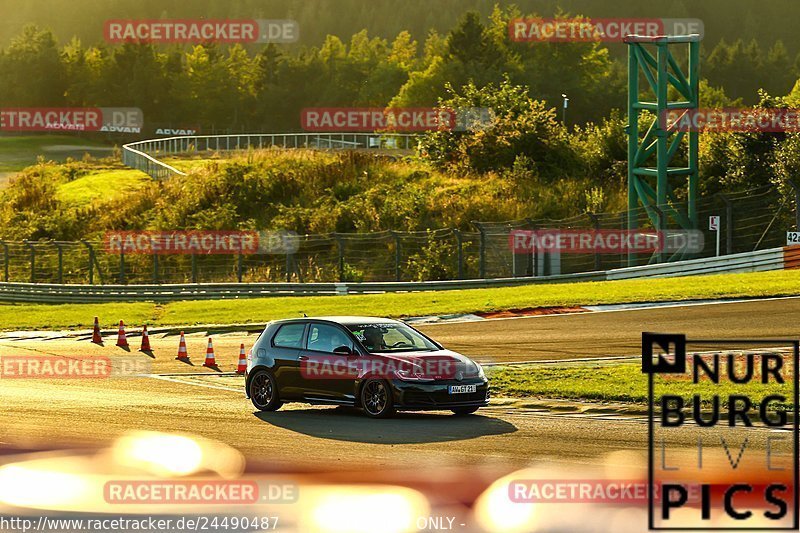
{"left": 0, "top": 25, "right": 65, "bottom": 106}
{"left": 419, "top": 78, "right": 581, "bottom": 178}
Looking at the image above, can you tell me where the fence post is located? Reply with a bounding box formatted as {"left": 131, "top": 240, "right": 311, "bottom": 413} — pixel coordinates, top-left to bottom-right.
{"left": 787, "top": 179, "right": 800, "bottom": 231}
{"left": 152, "top": 253, "right": 159, "bottom": 284}
{"left": 523, "top": 218, "right": 536, "bottom": 277}
{"left": 391, "top": 231, "right": 401, "bottom": 281}
{"left": 587, "top": 213, "right": 602, "bottom": 271}
{"left": 55, "top": 243, "right": 63, "bottom": 283}
{"left": 191, "top": 254, "right": 198, "bottom": 283}
{"left": 25, "top": 242, "right": 35, "bottom": 283}
{"left": 119, "top": 250, "right": 126, "bottom": 284}
{"left": 80, "top": 241, "right": 94, "bottom": 285}
{"left": 285, "top": 253, "right": 292, "bottom": 283}
{"left": 480, "top": 227, "right": 487, "bottom": 278}
{"left": 0, "top": 240, "right": 8, "bottom": 282}
{"left": 651, "top": 207, "right": 664, "bottom": 264}
{"left": 619, "top": 212, "right": 626, "bottom": 268}
{"left": 238, "top": 252, "right": 244, "bottom": 283}
{"left": 718, "top": 193, "right": 734, "bottom": 255}
{"left": 334, "top": 234, "right": 344, "bottom": 282}
{"left": 473, "top": 222, "right": 486, "bottom": 278}
{"left": 452, "top": 229, "right": 463, "bottom": 279}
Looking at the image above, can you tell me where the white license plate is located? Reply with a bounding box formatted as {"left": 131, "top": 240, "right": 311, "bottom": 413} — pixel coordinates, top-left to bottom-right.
{"left": 448, "top": 384, "right": 477, "bottom": 394}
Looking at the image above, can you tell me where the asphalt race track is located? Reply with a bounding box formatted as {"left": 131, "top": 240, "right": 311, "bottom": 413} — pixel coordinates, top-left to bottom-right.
{"left": 420, "top": 297, "right": 800, "bottom": 363}
{"left": 1, "top": 297, "right": 798, "bottom": 471}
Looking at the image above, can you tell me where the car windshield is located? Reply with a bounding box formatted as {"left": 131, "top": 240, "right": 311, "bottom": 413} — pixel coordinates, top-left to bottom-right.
{"left": 346, "top": 323, "right": 439, "bottom": 353}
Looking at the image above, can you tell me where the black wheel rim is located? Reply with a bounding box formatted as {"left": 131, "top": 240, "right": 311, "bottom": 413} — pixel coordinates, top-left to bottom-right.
{"left": 364, "top": 381, "right": 387, "bottom": 415}
{"left": 252, "top": 373, "right": 273, "bottom": 408}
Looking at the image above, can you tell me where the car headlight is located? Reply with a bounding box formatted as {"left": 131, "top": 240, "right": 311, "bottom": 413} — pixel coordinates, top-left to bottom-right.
{"left": 476, "top": 362, "right": 486, "bottom": 379}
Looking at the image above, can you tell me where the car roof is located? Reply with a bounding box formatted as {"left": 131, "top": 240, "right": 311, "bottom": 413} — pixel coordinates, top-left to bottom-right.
{"left": 273, "top": 316, "right": 403, "bottom": 326}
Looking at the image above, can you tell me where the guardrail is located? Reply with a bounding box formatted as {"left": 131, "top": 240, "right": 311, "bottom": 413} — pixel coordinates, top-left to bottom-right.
{"left": 605, "top": 247, "right": 786, "bottom": 280}
{"left": 122, "top": 133, "right": 421, "bottom": 179}
{"left": 0, "top": 246, "right": 791, "bottom": 303}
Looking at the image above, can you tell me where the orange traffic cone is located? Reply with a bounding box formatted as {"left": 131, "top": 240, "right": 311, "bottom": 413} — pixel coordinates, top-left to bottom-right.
{"left": 176, "top": 332, "right": 189, "bottom": 361}
{"left": 91, "top": 316, "right": 102, "bottom": 344}
{"left": 236, "top": 344, "right": 247, "bottom": 374}
{"left": 140, "top": 325, "right": 152, "bottom": 352}
{"left": 203, "top": 337, "right": 217, "bottom": 368}
{"left": 116, "top": 320, "right": 129, "bottom": 348}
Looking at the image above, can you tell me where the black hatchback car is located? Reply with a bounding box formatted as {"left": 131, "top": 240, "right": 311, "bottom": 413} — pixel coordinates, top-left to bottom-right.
{"left": 245, "top": 316, "right": 489, "bottom": 418}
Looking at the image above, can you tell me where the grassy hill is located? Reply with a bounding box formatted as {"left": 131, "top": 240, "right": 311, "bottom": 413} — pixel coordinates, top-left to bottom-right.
{"left": 0, "top": 147, "right": 626, "bottom": 241}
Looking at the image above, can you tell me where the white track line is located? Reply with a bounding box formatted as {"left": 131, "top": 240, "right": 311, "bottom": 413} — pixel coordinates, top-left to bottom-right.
{"left": 156, "top": 371, "right": 241, "bottom": 377}
{"left": 148, "top": 374, "right": 242, "bottom": 393}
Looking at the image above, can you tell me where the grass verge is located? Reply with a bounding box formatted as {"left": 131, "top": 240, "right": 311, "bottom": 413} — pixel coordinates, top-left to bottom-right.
{"left": 488, "top": 361, "right": 793, "bottom": 410}
{"left": 0, "top": 269, "right": 798, "bottom": 331}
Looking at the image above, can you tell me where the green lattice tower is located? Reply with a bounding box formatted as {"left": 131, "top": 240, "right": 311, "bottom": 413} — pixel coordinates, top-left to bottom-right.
{"left": 626, "top": 34, "right": 700, "bottom": 265}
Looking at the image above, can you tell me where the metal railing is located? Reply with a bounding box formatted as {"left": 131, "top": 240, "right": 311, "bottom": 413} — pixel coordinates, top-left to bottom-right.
{"left": 123, "top": 133, "right": 421, "bottom": 179}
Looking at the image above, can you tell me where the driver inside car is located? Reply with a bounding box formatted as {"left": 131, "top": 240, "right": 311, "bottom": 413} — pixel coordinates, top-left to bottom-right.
{"left": 310, "top": 327, "right": 337, "bottom": 352}
{"left": 328, "top": 329, "right": 351, "bottom": 352}
{"left": 362, "top": 327, "right": 386, "bottom": 352}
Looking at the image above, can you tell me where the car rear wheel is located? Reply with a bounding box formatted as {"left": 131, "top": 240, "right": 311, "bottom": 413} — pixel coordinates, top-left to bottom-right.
{"left": 361, "top": 378, "right": 395, "bottom": 418}
{"left": 451, "top": 406, "right": 480, "bottom": 416}
{"left": 250, "top": 369, "right": 283, "bottom": 411}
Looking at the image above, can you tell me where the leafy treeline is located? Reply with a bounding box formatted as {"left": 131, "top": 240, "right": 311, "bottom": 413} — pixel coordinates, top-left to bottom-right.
{"left": 0, "top": 8, "right": 620, "bottom": 130}
{"left": 2, "top": 0, "right": 800, "bottom": 59}
{"left": 1, "top": 6, "right": 799, "bottom": 132}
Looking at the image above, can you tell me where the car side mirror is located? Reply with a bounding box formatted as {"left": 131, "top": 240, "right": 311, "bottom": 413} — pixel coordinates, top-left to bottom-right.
{"left": 333, "top": 345, "right": 354, "bottom": 355}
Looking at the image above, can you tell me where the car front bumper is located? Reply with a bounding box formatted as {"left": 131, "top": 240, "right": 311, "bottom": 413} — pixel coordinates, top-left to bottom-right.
{"left": 389, "top": 377, "right": 490, "bottom": 411}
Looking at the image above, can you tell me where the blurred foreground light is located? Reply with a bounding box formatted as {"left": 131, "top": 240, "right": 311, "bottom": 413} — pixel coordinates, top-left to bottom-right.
{"left": 112, "top": 433, "right": 202, "bottom": 476}
{"left": 0, "top": 463, "right": 92, "bottom": 509}
{"left": 111, "top": 431, "right": 244, "bottom": 478}
{"left": 602, "top": 450, "right": 646, "bottom": 481}
{"left": 0, "top": 431, "right": 246, "bottom": 513}
{"left": 301, "top": 486, "right": 429, "bottom": 533}
{"left": 473, "top": 472, "right": 537, "bottom": 533}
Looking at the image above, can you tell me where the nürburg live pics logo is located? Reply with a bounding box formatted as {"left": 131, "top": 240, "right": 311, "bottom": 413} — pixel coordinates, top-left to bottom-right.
{"left": 642, "top": 332, "right": 799, "bottom": 530}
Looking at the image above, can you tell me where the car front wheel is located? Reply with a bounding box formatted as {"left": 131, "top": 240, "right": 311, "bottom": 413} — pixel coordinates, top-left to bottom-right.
{"left": 360, "top": 378, "right": 395, "bottom": 418}
{"left": 249, "top": 369, "right": 283, "bottom": 411}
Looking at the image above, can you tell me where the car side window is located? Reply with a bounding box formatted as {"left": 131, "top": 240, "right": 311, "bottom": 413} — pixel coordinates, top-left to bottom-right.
{"left": 307, "top": 324, "right": 353, "bottom": 353}
{"left": 272, "top": 323, "right": 306, "bottom": 349}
